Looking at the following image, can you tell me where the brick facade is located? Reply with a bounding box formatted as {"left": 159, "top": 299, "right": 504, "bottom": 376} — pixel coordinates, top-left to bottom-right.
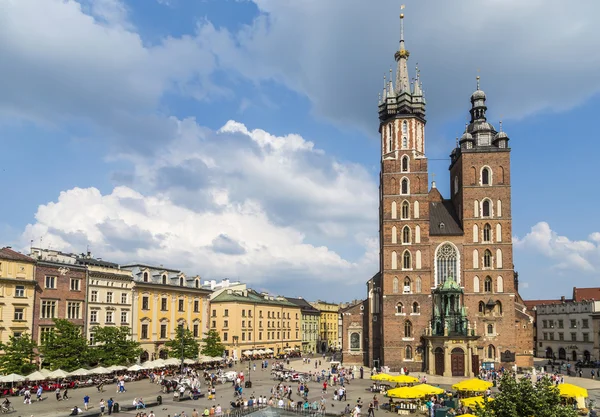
{"left": 33, "top": 261, "right": 87, "bottom": 343}
{"left": 340, "top": 300, "right": 369, "bottom": 366}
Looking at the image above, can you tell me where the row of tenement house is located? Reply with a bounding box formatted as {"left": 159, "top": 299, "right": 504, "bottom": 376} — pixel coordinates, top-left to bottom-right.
{"left": 0, "top": 246, "right": 344, "bottom": 364}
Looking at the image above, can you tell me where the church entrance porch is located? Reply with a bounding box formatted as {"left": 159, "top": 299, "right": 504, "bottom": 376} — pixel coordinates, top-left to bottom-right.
{"left": 424, "top": 337, "right": 480, "bottom": 378}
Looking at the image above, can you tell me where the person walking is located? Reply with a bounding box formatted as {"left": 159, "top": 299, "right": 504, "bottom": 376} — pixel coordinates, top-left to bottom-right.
{"left": 36, "top": 385, "right": 43, "bottom": 402}
{"left": 107, "top": 398, "right": 114, "bottom": 416}
{"left": 368, "top": 401, "right": 375, "bottom": 417}
{"left": 55, "top": 387, "right": 61, "bottom": 401}
{"left": 99, "top": 399, "right": 105, "bottom": 415}
{"left": 84, "top": 395, "right": 90, "bottom": 411}
{"left": 63, "top": 388, "right": 70, "bottom": 400}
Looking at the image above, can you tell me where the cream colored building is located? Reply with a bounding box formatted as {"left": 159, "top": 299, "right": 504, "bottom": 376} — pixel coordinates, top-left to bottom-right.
{"left": 0, "top": 248, "right": 37, "bottom": 343}
{"left": 209, "top": 284, "right": 302, "bottom": 359}
{"left": 310, "top": 301, "right": 341, "bottom": 353}
{"left": 77, "top": 254, "right": 133, "bottom": 345}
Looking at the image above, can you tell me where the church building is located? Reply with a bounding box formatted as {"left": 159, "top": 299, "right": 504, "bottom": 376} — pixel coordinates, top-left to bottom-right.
{"left": 341, "top": 10, "right": 534, "bottom": 376}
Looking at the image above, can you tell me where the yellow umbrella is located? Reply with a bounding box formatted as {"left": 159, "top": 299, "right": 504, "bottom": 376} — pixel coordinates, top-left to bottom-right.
{"left": 458, "top": 414, "right": 477, "bottom": 417}
{"left": 557, "top": 383, "right": 588, "bottom": 398}
{"left": 387, "top": 386, "right": 427, "bottom": 399}
{"left": 452, "top": 378, "right": 493, "bottom": 392}
{"left": 412, "top": 384, "right": 445, "bottom": 396}
{"left": 389, "top": 375, "right": 419, "bottom": 384}
{"left": 460, "top": 396, "right": 493, "bottom": 408}
{"left": 371, "top": 373, "right": 393, "bottom": 381}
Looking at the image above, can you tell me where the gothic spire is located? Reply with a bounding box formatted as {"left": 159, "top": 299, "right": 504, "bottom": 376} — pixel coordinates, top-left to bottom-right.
{"left": 394, "top": 9, "right": 410, "bottom": 95}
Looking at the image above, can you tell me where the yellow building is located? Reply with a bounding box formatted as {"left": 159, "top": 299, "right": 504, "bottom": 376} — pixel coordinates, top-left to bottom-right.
{"left": 209, "top": 284, "right": 302, "bottom": 360}
{"left": 122, "top": 264, "right": 212, "bottom": 362}
{"left": 0, "top": 247, "right": 37, "bottom": 342}
{"left": 310, "top": 301, "right": 340, "bottom": 353}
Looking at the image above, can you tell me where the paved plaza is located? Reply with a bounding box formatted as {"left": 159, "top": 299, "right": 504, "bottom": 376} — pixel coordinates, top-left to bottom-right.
{"left": 6, "top": 358, "right": 600, "bottom": 417}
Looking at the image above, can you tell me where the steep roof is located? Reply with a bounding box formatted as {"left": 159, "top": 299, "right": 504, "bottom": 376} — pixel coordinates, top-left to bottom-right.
{"left": 429, "top": 200, "right": 463, "bottom": 236}
{"left": 573, "top": 287, "right": 600, "bottom": 302}
{"left": 0, "top": 247, "right": 35, "bottom": 263}
{"left": 285, "top": 297, "right": 320, "bottom": 314}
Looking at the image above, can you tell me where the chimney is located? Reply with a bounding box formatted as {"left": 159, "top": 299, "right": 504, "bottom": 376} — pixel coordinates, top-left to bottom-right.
{"left": 561, "top": 296, "right": 566, "bottom": 302}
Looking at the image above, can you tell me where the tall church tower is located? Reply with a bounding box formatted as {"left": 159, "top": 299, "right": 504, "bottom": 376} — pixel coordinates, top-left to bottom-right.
{"left": 376, "top": 11, "right": 431, "bottom": 368}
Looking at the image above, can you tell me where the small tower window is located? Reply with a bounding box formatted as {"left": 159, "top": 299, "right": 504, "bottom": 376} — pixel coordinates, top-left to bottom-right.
{"left": 403, "top": 251, "right": 412, "bottom": 269}
{"left": 483, "top": 223, "right": 491, "bottom": 242}
{"left": 402, "top": 137, "right": 408, "bottom": 148}
{"left": 402, "top": 120, "right": 408, "bottom": 134}
{"left": 402, "top": 226, "right": 411, "bottom": 244}
{"left": 396, "top": 302, "right": 404, "bottom": 314}
{"left": 388, "top": 125, "right": 393, "bottom": 152}
{"left": 401, "top": 178, "right": 409, "bottom": 195}
{"left": 484, "top": 250, "right": 492, "bottom": 268}
{"left": 404, "top": 320, "right": 412, "bottom": 338}
{"left": 453, "top": 176, "right": 459, "bottom": 195}
{"left": 482, "top": 167, "right": 491, "bottom": 185}
{"left": 401, "top": 201, "right": 410, "bottom": 219}
{"left": 484, "top": 276, "right": 492, "bottom": 292}
{"left": 482, "top": 200, "right": 491, "bottom": 217}
{"left": 401, "top": 155, "right": 409, "bottom": 172}
{"left": 412, "top": 302, "right": 419, "bottom": 314}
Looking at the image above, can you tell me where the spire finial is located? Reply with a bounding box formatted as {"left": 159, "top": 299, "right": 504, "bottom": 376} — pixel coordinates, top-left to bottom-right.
{"left": 499, "top": 119, "right": 503, "bottom": 132}
{"left": 400, "top": 5, "right": 405, "bottom": 42}
{"left": 476, "top": 68, "right": 481, "bottom": 90}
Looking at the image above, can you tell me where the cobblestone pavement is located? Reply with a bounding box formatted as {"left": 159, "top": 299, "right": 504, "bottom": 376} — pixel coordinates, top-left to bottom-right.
{"left": 9, "top": 358, "right": 600, "bottom": 417}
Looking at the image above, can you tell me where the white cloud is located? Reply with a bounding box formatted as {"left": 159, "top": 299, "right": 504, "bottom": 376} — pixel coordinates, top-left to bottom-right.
{"left": 21, "top": 120, "right": 378, "bottom": 300}
{"left": 514, "top": 222, "right": 600, "bottom": 272}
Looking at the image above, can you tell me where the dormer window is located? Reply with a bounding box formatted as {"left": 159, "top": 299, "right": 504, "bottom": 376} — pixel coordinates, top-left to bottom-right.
{"left": 162, "top": 275, "right": 167, "bottom": 285}
{"left": 179, "top": 277, "right": 184, "bottom": 286}
{"left": 143, "top": 272, "right": 149, "bottom": 283}
{"left": 195, "top": 279, "right": 199, "bottom": 288}
{"left": 439, "top": 222, "right": 445, "bottom": 229}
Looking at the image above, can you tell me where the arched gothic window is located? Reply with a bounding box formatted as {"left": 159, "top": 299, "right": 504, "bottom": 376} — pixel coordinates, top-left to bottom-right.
{"left": 403, "top": 251, "right": 412, "bottom": 269}
{"left": 401, "top": 201, "right": 410, "bottom": 219}
{"left": 405, "top": 345, "right": 413, "bottom": 360}
{"left": 401, "top": 156, "right": 409, "bottom": 172}
{"left": 483, "top": 223, "right": 491, "bottom": 242}
{"left": 482, "top": 200, "right": 491, "bottom": 217}
{"left": 415, "top": 277, "right": 422, "bottom": 293}
{"left": 435, "top": 243, "right": 458, "bottom": 286}
{"left": 403, "top": 277, "right": 411, "bottom": 293}
{"left": 143, "top": 272, "right": 149, "bottom": 282}
{"left": 404, "top": 320, "right": 412, "bottom": 338}
{"left": 479, "top": 301, "right": 485, "bottom": 313}
{"left": 402, "top": 120, "right": 408, "bottom": 134}
{"left": 482, "top": 167, "right": 491, "bottom": 185}
{"left": 487, "top": 324, "right": 494, "bottom": 335}
{"left": 401, "top": 178, "right": 409, "bottom": 195}
{"left": 484, "top": 276, "right": 492, "bottom": 292}
{"left": 487, "top": 344, "right": 495, "bottom": 358}
{"left": 392, "top": 277, "right": 399, "bottom": 294}
{"left": 402, "top": 226, "right": 411, "bottom": 244}
{"left": 412, "top": 302, "right": 419, "bottom": 314}
{"left": 473, "top": 276, "right": 480, "bottom": 293}
{"left": 484, "top": 250, "right": 492, "bottom": 268}
{"left": 396, "top": 302, "right": 404, "bottom": 314}
{"left": 496, "top": 301, "right": 503, "bottom": 315}
{"left": 454, "top": 176, "right": 459, "bottom": 195}
{"left": 402, "top": 137, "right": 408, "bottom": 148}
{"left": 388, "top": 125, "right": 393, "bottom": 152}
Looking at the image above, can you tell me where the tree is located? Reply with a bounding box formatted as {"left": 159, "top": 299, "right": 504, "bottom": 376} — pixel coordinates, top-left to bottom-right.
{"left": 166, "top": 327, "right": 200, "bottom": 359}
{"left": 41, "top": 319, "right": 89, "bottom": 371}
{"left": 200, "top": 329, "right": 225, "bottom": 358}
{"left": 92, "top": 326, "right": 142, "bottom": 366}
{"left": 473, "top": 374, "right": 578, "bottom": 417}
{"left": 0, "top": 334, "right": 37, "bottom": 375}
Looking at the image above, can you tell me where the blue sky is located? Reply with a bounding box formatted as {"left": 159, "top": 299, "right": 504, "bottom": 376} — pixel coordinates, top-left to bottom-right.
{"left": 1, "top": 0, "right": 599, "bottom": 302}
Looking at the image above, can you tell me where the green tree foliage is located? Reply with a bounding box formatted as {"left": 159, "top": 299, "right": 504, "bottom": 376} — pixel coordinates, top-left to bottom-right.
{"left": 474, "top": 374, "right": 578, "bottom": 417}
{"left": 41, "top": 319, "right": 89, "bottom": 371}
{"left": 200, "top": 329, "right": 225, "bottom": 358}
{"left": 0, "top": 333, "right": 37, "bottom": 375}
{"left": 166, "top": 327, "right": 200, "bottom": 359}
{"left": 92, "top": 326, "right": 142, "bottom": 366}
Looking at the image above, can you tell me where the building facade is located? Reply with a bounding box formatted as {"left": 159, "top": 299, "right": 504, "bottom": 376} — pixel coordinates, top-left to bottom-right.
{"left": 286, "top": 297, "right": 320, "bottom": 354}
{"left": 30, "top": 248, "right": 87, "bottom": 344}
{"left": 310, "top": 301, "right": 340, "bottom": 353}
{"left": 77, "top": 254, "right": 134, "bottom": 345}
{"left": 0, "top": 248, "right": 37, "bottom": 343}
{"left": 209, "top": 285, "right": 302, "bottom": 359}
{"left": 121, "top": 264, "right": 212, "bottom": 362}
{"left": 340, "top": 300, "right": 369, "bottom": 366}
{"left": 364, "top": 12, "right": 533, "bottom": 376}
{"left": 533, "top": 288, "right": 600, "bottom": 363}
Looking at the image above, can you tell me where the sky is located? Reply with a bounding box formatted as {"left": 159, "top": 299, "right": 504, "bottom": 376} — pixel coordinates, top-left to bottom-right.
{"left": 1, "top": 0, "right": 599, "bottom": 302}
